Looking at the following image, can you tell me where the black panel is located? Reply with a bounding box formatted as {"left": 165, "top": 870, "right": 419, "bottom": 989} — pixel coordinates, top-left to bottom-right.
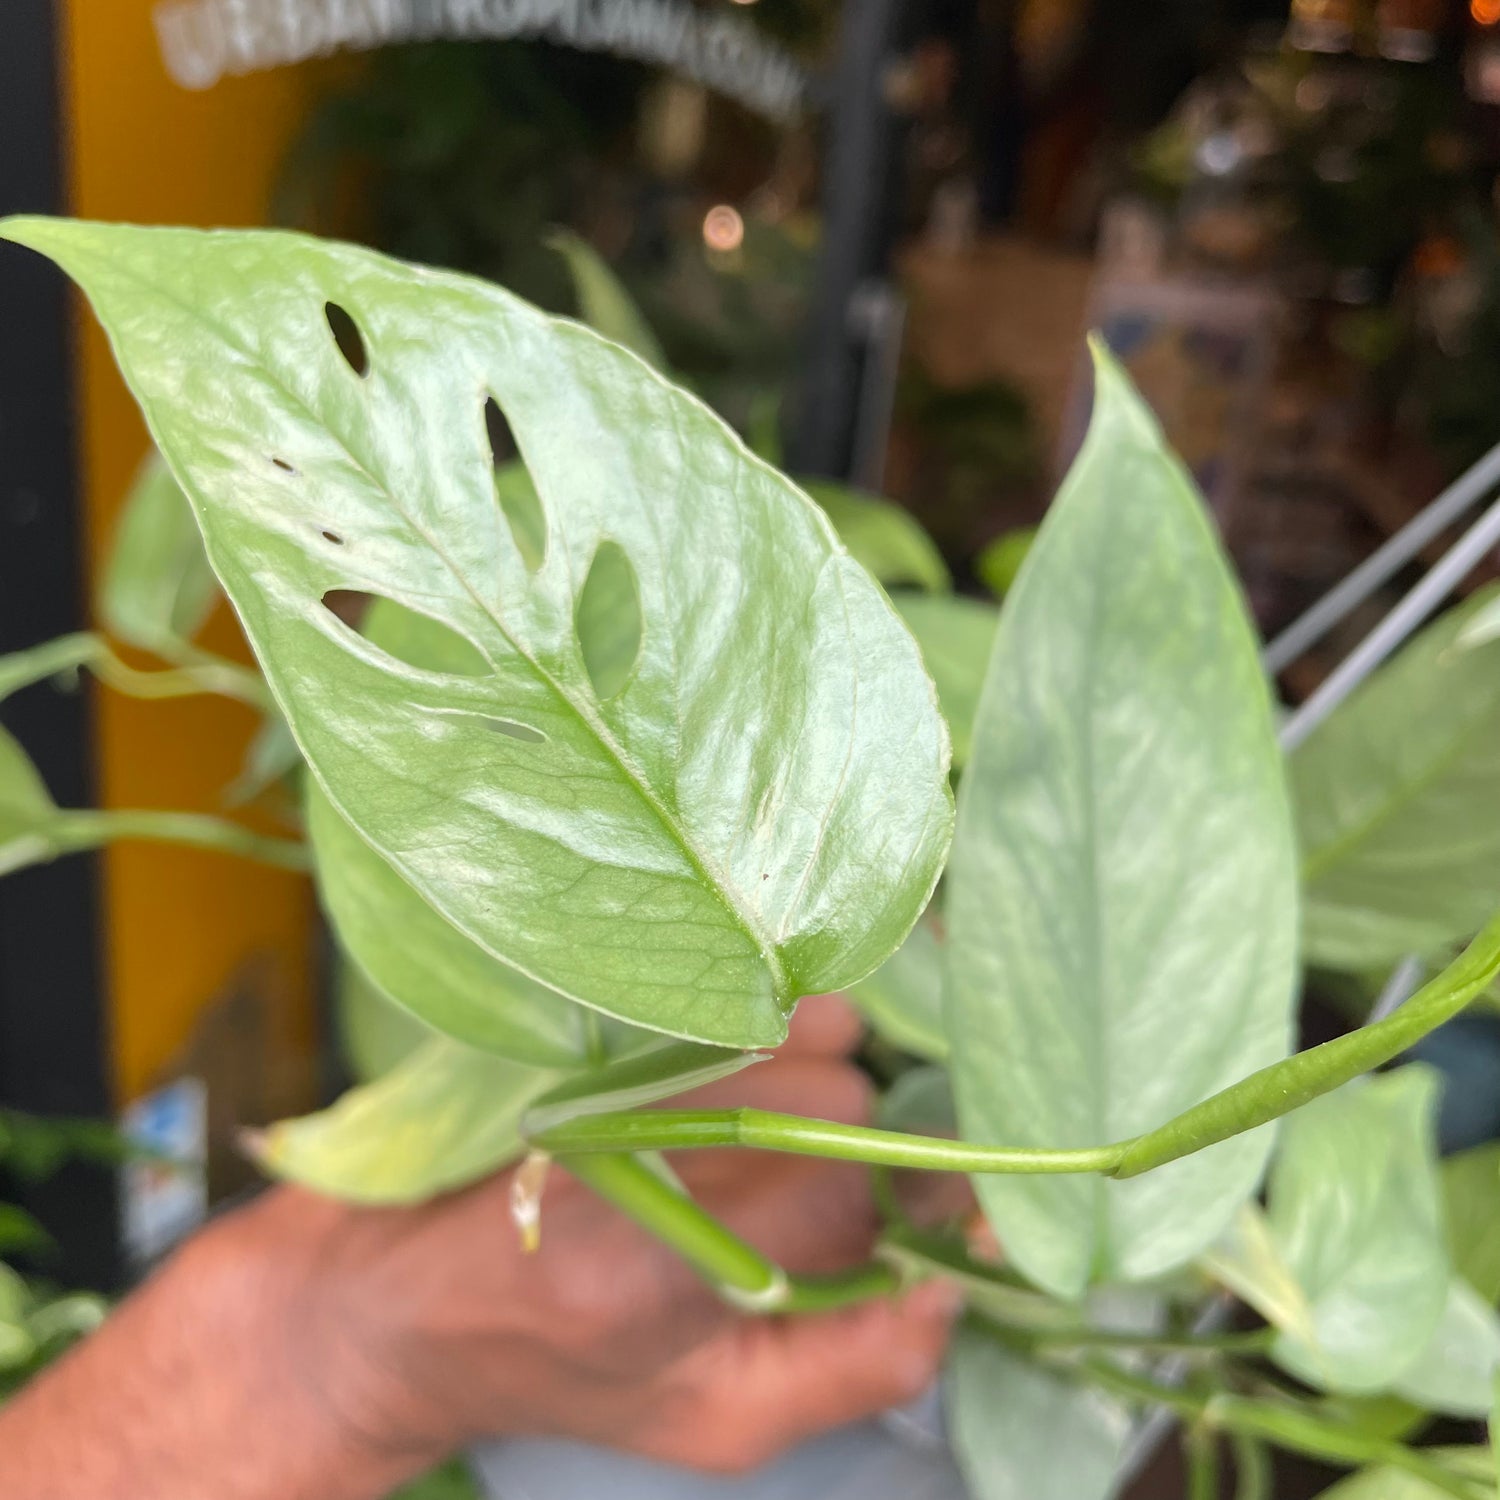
{"left": 0, "top": 0, "right": 120, "bottom": 1288}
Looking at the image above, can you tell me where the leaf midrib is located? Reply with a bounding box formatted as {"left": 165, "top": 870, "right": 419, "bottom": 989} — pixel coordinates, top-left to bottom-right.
{"left": 95, "top": 240, "right": 788, "bottom": 1011}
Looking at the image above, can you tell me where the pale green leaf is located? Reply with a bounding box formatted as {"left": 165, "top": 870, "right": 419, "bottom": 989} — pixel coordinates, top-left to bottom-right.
{"left": 1441, "top": 1142, "right": 1500, "bottom": 1303}
{"left": 801, "top": 481, "right": 950, "bottom": 593}
{"left": 255, "top": 1037, "right": 559, "bottom": 1204}
{"left": 335, "top": 953, "right": 436, "bottom": 1083}
{"left": 1265, "top": 1070, "right": 1448, "bottom": 1395}
{"left": 945, "top": 346, "right": 1298, "bottom": 1299}
{"left": 1295, "top": 586, "right": 1500, "bottom": 971}
{"left": 1314, "top": 1448, "right": 1492, "bottom": 1500}
{"left": 891, "top": 593, "right": 999, "bottom": 768}
{"left": 99, "top": 451, "right": 218, "bottom": 653}
{"left": 1392, "top": 1278, "right": 1500, "bottom": 1418}
{"left": 227, "top": 712, "right": 302, "bottom": 804}
{"left": 7, "top": 219, "right": 953, "bottom": 1050}
{"left": 877, "top": 1064, "right": 955, "bottom": 1134}
{"left": 847, "top": 915, "right": 947, "bottom": 1061}
{"left": 549, "top": 229, "right": 667, "bottom": 371}
{"left": 946, "top": 1324, "right": 1133, "bottom": 1500}
{"left": 1200, "top": 1202, "right": 1318, "bottom": 1350}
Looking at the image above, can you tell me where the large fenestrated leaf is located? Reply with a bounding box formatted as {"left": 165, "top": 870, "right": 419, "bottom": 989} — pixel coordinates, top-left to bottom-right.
{"left": 946, "top": 1324, "right": 1133, "bottom": 1500}
{"left": 1294, "top": 587, "right": 1500, "bottom": 972}
{"left": 8, "top": 219, "right": 953, "bottom": 1050}
{"left": 1262, "top": 1070, "right": 1449, "bottom": 1396}
{"left": 99, "top": 451, "right": 218, "bottom": 654}
{"left": 944, "top": 346, "right": 1298, "bottom": 1300}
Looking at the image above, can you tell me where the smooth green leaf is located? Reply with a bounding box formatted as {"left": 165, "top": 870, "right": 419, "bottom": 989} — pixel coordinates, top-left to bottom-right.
{"left": 945, "top": 346, "right": 1298, "bottom": 1299}
{"left": 309, "top": 778, "right": 606, "bottom": 1067}
{"left": 255, "top": 1037, "right": 559, "bottom": 1204}
{"left": 1295, "top": 586, "right": 1500, "bottom": 971}
{"left": 847, "top": 915, "right": 947, "bottom": 1061}
{"left": 227, "top": 712, "right": 301, "bottom": 804}
{"left": 335, "top": 954, "right": 436, "bottom": 1083}
{"left": 1265, "top": 1070, "right": 1448, "bottom": 1395}
{"left": 1392, "top": 1278, "right": 1500, "bottom": 1418}
{"left": 1441, "top": 1142, "right": 1500, "bottom": 1302}
{"left": 1200, "top": 1203, "right": 1318, "bottom": 1351}
{"left": 1314, "top": 1448, "right": 1492, "bottom": 1500}
{"left": 801, "top": 481, "right": 951, "bottom": 593}
{"left": 522, "top": 1042, "right": 761, "bottom": 1134}
{"left": 0, "top": 725, "right": 60, "bottom": 877}
{"left": 891, "top": 593, "right": 998, "bottom": 769}
{"left": 9, "top": 219, "right": 953, "bottom": 1049}
{"left": 974, "top": 527, "right": 1036, "bottom": 599}
{"left": 946, "top": 1323, "right": 1133, "bottom": 1500}
{"left": 99, "top": 451, "right": 218, "bottom": 653}
{"left": 877, "top": 1064, "right": 955, "bottom": 1135}
{"left": 549, "top": 229, "right": 667, "bottom": 371}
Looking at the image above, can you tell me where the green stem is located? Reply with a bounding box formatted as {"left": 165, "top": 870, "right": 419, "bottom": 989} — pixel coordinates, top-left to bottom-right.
{"left": 1231, "top": 1433, "right": 1271, "bottom": 1500}
{"left": 534, "top": 916, "right": 1500, "bottom": 1181}
{"left": 1185, "top": 1425, "right": 1219, "bottom": 1500}
{"left": 48, "top": 810, "right": 309, "bottom": 872}
{"left": 1, "top": 631, "right": 269, "bottom": 710}
{"left": 1027, "top": 1326, "right": 1274, "bottom": 1358}
{"left": 531, "top": 1108, "right": 1126, "bottom": 1174}
{"left": 560, "top": 1152, "right": 901, "bottom": 1314}
{"left": 1079, "top": 1359, "right": 1482, "bottom": 1500}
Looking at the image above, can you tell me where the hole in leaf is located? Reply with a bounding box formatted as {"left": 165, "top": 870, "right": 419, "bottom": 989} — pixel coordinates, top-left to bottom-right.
{"left": 479, "top": 716, "right": 546, "bottom": 744}
{"left": 335, "top": 594, "right": 492, "bottom": 678}
{"left": 325, "top": 302, "right": 368, "bottom": 377}
{"left": 321, "top": 529, "right": 345, "bottom": 546}
{"left": 271, "top": 456, "right": 297, "bottom": 474}
{"left": 485, "top": 395, "right": 546, "bottom": 573}
{"left": 321, "top": 590, "right": 369, "bottom": 630}
{"left": 575, "top": 541, "right": 642, "bottom": 702}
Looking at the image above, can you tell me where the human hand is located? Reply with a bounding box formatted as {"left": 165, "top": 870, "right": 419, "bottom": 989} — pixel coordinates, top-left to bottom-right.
{"left": 207, "top": 995, "right": 960, "bottom": 1490}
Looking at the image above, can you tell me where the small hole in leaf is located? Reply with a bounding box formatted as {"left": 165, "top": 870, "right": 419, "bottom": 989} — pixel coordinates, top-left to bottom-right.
{"left": 485, "top": 395, "right": 546, "bottom": 573}
{"left": 271, "top": 457, "right": 297, "bottom": 474}
{"left": 325, "top": 302, "right": 368, "bottom": 377}
{"left": 480, "top": 716, "right": 546, "bottom": 744}
{"left": 575, "top": 540, "right": 642, "bottom": 702}
{"left": 321, "top": 529, "right": 345, "bottom": 546}
{"left": 338, "top": 594, "right": 492, "bottom": 678}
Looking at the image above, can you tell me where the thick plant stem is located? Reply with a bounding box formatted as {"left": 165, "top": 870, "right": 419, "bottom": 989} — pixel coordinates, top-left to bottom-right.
{"left": 534, "top": 916, "right": 1500, "bottom": 1180}
{"left": 47, "top": 810, "right": 309, "bottom": 871}
{"left": 559, "top": 1152, "right": 901, "bottom": 1314}
{"left": 1184, "top": 1426, "right": 1218, "bottom": 1500}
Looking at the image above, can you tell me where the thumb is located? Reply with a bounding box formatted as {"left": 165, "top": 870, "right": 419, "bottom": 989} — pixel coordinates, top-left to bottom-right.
{"left": 714, "top": 1280, "right": 963, "bottom": 1471}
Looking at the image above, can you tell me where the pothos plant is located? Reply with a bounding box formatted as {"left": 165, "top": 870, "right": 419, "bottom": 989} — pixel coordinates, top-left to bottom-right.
{"left": 2, "top": 219, "right": 1500, "bottom": 1500}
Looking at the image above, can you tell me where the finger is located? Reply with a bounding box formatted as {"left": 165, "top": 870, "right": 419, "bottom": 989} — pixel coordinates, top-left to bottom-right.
{"left": 684, "top": 1281, "right": 963, "bottom": 1474}
{"left": 780, "top": 993, "right": 864, "bottom": 1058}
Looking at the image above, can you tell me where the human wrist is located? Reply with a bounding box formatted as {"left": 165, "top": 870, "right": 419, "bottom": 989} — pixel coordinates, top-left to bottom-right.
{"left": 187, "top": 1187, "right": 457, "bottom": 1496}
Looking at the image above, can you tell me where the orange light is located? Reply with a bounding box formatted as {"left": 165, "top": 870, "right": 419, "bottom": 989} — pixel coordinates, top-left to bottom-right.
{"left": 1473, "top": 0, "right": 1500, "bottom": 27}
{"left": 703, "top": 205, "right": 745, "bottom": 253}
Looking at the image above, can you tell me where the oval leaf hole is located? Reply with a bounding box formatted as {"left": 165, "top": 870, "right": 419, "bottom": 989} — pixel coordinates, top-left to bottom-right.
{"left": 321, "top": 528, "right": 345, "bottom": 546}
{"left": 480, "top": 716, "right": 546, "bottom": 744}
{"left": 271, "top": 456, "right": 297, "bottom": 474}
{"left": 486, "top": 396, "right": 547, "bottom": 574}
{"left": 576, "top": 540, "right": 642, "bottom": 702}
{"left": 325, "top": 301, "right": 369, "bottom": 377}
{"left": 324, "top": 594, "right": 492, "bottom": 678}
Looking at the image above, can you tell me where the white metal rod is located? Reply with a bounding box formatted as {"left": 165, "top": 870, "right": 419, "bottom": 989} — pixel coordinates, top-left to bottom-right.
{"left": 1263, "top": 439, "right": 1500, "bottom": 675}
